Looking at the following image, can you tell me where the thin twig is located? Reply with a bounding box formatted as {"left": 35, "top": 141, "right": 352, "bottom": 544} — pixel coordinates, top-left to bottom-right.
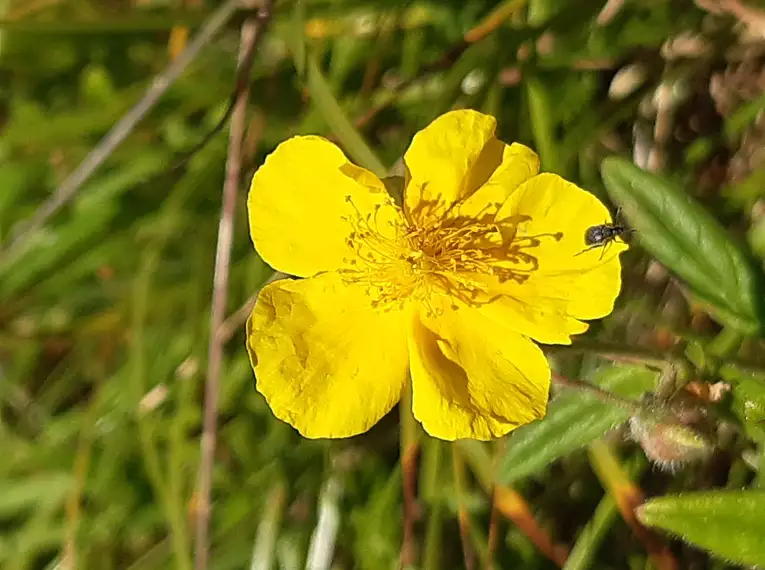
{"left": 589, "top": 442, "right": 678, "bottom": 570}
{"left": 3, "top": 0, "right": 245, "bottom": 264}
{"left": 219, "top": 296, "right": 257, "bottom": 343}
{"left": 343, "top": 0, "right": 525, "bottom": 138}
{"left": 62, "top": 434, "right": 92, "bottom": 570}
{"left": 458, "top": 441, "right": 568, "bottom": 567}
{"left": 551, "top": 373, "right": 646, "bottom": 415}
{"left": 492, "top": 486, "right": 569, "bottom": 567}
{"left": 164, "top": 34, "right": 263, "bottom": 178}
{"left": 551, "top": 373, "right": 710, "bottom": 434}
{"left": 194, "top": 3, "right": 274, "bottom": 570}
{"left": 217, "top": 271, "right": 287, "bottom": 344}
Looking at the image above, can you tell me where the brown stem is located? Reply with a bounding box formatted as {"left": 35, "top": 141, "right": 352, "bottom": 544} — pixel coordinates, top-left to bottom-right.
{"left": 589, "top": 442, "right": 679, "bottom": 570}
{"left": 551, "top": 373, "right": 645, "bottom": 415}
{"left": 493, "top": 487, "right": 569, "bottom": 567}
{"left": 194, "top": 3, "right": 274, "bottom": 570}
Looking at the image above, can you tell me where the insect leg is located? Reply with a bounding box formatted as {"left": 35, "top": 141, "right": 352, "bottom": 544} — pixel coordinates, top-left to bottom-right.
{"left": 598, "top": 240, "right": 611, "bottom": 261}
{"left": 574, "top": 244, "right": 602, "bottom": 257}
{"left": 615, "top": 229, "right": 637, "bottom": 244}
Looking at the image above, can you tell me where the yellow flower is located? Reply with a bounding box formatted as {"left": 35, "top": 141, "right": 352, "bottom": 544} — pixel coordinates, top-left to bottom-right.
{"left": 246, "top": 109, "right": 626, "bottom": 441}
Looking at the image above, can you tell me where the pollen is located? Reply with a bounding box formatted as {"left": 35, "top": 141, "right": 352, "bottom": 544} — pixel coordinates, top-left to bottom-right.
{"left": 338, "top": 195, "right": 562, "bottom": 312}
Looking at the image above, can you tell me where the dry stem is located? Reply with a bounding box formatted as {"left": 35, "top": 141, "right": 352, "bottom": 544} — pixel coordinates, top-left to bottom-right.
{"left": 194, "top": 3, "right": 274, "bottom": 570}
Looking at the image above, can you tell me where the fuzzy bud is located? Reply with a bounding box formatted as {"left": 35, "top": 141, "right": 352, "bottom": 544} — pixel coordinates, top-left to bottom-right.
{"left": 629, "top": 416, "right": 714, "bottom": 472}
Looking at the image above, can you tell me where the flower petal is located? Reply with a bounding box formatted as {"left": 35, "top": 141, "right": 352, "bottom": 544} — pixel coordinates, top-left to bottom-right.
{"left": 521, "top": 256, "right": 624, "bottom": 321}
{"left": 484, "top": 173, "right": 626, "bottom": 342}
{"left": 246, "top": 272, "right": 409, "bottom": 438}
{"left": 403, "top": 110, "right": 497, "bottom": 222}
{"left": 248, "top": 136, "right": 399, "bottom": 277}
{"left": 408, "top": 302, "right": 550, "bottom": 441}
{"left": 475, "top": 288, "right": 589, "bottom": 345}
{"left": 496, "top": 173, "right": 628, "bottom": 271}
{"left": 456, "top": 141, "right": 539, "bottom": 221}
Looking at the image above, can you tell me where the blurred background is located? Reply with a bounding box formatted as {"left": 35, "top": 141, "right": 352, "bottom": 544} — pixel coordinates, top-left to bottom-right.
{"left": 2, "top": 0, "right": 765, "bottom": 569}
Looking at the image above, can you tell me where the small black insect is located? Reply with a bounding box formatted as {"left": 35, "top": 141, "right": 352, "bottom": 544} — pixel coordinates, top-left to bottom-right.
{"left": 575, "top": 209, "right": 633, "bottom": 259}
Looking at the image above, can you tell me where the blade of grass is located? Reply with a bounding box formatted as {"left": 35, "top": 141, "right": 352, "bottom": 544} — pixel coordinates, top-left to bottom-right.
{"left": 302, "top": 55, "right": 387, "bottom": 177}
{"left": 564, "top": 457, "right": 646, "bottom": 570}
{"left": 452, "top": 445, "right": 476, "bottom": 570}
{"left": 526, "top": 76, "right": 562, "bottom": 174}
{"left": 589, "top": 441, "right": 678, "bottom": 570}
{"left": 464, "top": 0, "right": 527, "bottom": 42}
{"left": 250, "top": 483, "right": 286, "bottom": 570}
{"left": 421, "top": 438, "right": 444, "bottom": 570}
{"left": 399, "top": 382, "right": 420, "bottom": 569}
{"left": 457, "top": 441, "right": 568, "bottom": 567}
{"left": 4, "top": 0, "right": 245, "bottom": 265}
{"left": 284, "top": 0, "right": 385, "bottom": 176}
{"left": 133, "top": 249, "right": 193, "bottom": 570}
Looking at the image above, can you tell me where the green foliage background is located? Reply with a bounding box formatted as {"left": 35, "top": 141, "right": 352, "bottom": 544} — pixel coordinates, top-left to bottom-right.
{"left": 3, "top": 0, "right": 765, "bottom": 569}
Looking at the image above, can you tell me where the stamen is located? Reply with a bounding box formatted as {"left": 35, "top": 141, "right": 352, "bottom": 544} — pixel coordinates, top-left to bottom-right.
{"left": 339, "top": 194, "right": 561, "bottom": 314}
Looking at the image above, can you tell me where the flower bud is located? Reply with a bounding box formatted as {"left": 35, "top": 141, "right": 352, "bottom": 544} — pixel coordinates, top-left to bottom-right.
{"left": 629, "top": 416, "right": 714, "bottom": 472}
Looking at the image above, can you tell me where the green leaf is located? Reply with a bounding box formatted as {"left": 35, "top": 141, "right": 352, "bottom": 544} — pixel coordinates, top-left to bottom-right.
{"left": 497, "top": 365, "right": 656, "bottom": 484}
{"left": 427, "top": 38, "right": 497, "bottom": 124}
{"left": 564, "top": 457, "right": 646, "bottom": 570}
{"left": 350, "top": 468, "right": 402, "bottom": 569}
{"left": 721, "top": 365, "right": 765, "bottom": 443}
{"left": 0, "top": 473, "right": 74, "bottom": 516}
{"left": 302, "top": 55, "right": 386, "bottom": 177}
{"left": 526, "top": 76, "right": 561, "bottom": 175}
{"left": 0, "top": 153, "right": 167, "bottom": 297}
{"left": 564, "top": 493, "right": 617, "bottom": 570}
{"left": 636, "top": 490, "right": 765, "bottom": 566}
{"left": 725, "top": 91, "right": 765, "bottom": 139}
{"left": 601, "top": 156, "right": 763, "bottom": 334}
{"left": 284, "top": 3, "right": 386, "bottom": 178}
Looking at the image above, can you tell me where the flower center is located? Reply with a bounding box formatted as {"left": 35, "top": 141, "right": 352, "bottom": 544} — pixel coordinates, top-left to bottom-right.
{"left": 339, "top": 195, "right": 562, "bottom": 312}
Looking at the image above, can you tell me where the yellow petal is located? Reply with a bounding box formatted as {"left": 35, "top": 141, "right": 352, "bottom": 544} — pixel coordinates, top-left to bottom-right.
{"left": 485, "top": 173, "right": 626, "bottom": 341}
{"left": 248, "top": 136, "right": 399, "bottom": 277}
{"left": 456, "top": 141, "right": 540, "bottom": 221}
{"left": 496, "top": 173, "right": 628, "bottom": 271}
{"left": 408, "top": 301, "right": 550, "bottom": 441}
{"left": 246, "top": 272, "right": 409, "bottom": 438}
{"left": 522, "top": 256, "right": 624, "bottom": 321}
{"left": 403, "top": 109, "right": 497, "bottom": 223}
{"left": 475, "top": 287, "right": 589, "bottom": 345}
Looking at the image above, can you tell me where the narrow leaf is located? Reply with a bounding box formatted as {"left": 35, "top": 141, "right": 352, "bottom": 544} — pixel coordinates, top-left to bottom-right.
{"left": 721, "top": 365, "right": 765, "bottom": 443}
{"left": 497, "top": 365, "right": 656, "bottom": 484}
{"left": 304, "top": 56, "right": 387, "bottom": 177}
{"left": 563, "top": 494, "right": 618, "bottom": 570}
{"left": 637, "top": 490, "right": 765, "bottom": 566}
{"left": 0, "top": 473, "right": 74, "bottom": 516}
{"left": 526, "top": 76, "right": 561, "bottom": 174}
{"left": 589, "top": 443, "right": 677, "bottom": 570}
{"left": 601, "top": 156, "right": 763, "bottom": 334}
{"left": 566, "top": 455, "right": 647, "bottom": 570}
{"left": 0, "top": 153, "right": 167, "bottom": 297}
{"left": 725, "top": 91, "right": 765, "bottom": 138}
